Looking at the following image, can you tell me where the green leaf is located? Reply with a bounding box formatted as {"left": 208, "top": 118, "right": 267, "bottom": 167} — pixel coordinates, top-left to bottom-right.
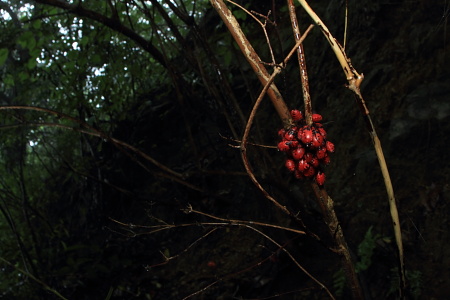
{"left": 3, "top": 74, "right": 14, "bottom": 87}
{"left": 27, "top": 57, "right": 37, "bottom": 69}
{"left": 0, "top": 48, "right": 8, "bottom": 66}
{"left": 17, "top": 31, "right": 35, "bottom": 49}
{"left": 233, "top": 9, "right": 247, "bottom": 21}
{"left": 356, "top": 226, "right": 380, "bottom": 272}
{"left": 18, "top": 71, "right": 30, "bottom": 81}
{"left": 32, "top": 20, "right": 42, "bottom": 30}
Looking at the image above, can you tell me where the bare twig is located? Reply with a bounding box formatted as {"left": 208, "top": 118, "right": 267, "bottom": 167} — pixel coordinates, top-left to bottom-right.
{"left": 186, "top": 205, "right": 306, "bottom": 235}
{"left": 287, "top": 2, "right": 363, "bottom": 298}
{"left": 210, "top": 0, "right": 292, "bottom": 127}
{"left": 226, "top": 0, "right": 277, "bottom": 65}
{"left": 0, "top": 106, "right": 204, "bottom": 192}
{"left": 287, "top": 0, "right": 313, "bottom": 125}
{"left": 243, "top": 224, "right": 335, "bottom": 299}
{"left": 295, "top": 0, "right": 406, "bottom": 297}
{"left": 239, "top": 25, "right": 313, "bottom": 219}
{"left": 0, "top": 256, "right": 68, "bottom": 300}
{"left": 110, "top": 213, "right": 334, "bottom": 298}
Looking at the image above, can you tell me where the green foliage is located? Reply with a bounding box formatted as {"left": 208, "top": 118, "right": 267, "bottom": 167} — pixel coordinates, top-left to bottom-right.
{"left": 388, "top": 268, "right": 422, "bottom": 300}
{"left": 333, "top": 226, "right": 381, "bottom": 297}
{"left": 0, "top": 48, "right": 8, "bottom": 66}
{"left": 0, "top": 0, "right": 223, "bottom": 297}
{"left": 0, "top": 1, "right": 443, "bottom": 299}
{"left": 355, "top": 225, "right": 380, "bottom": 272}
{"left": 332, "top": 268, "right": 347, "bottom": 297}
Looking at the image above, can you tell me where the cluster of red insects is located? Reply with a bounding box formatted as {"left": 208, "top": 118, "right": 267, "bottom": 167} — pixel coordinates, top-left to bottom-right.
{"left": 277, "top": 110, "right": 334, "bottom": 186}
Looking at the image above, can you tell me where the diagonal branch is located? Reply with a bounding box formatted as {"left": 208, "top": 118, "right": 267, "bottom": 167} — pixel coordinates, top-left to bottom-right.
{"left": 210, "top": 0, "right": 292, "bottom": 127}
{"left": 34, "top": 0, "right": 167, "bottom": 67}
{"left": 295, "top": 0, "right": 406, "bottom": 297}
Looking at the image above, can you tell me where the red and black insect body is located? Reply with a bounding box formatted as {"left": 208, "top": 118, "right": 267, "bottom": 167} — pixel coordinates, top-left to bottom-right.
{"left": 277, "top": 109, "right": 334, "bottom": 186}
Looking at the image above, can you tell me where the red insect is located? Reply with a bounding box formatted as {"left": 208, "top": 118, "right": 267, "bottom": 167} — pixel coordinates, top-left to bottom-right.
{"left": 294, "top": 170, "right": 304, "bottom": 179}
{"left": 310, "top": 157, "right": 320, "bottom": 168}
{"left": 326, "top": 141, "right": 335, "bottom": 153}
{"left": 277, "top": 141, "right": 290, "bottom": 152}
{"left": 311, "top": 131, "right": 324, "bottom": 148}
{"left": 278, "top": 128, "right": 286, "bottom": 138}
{"left": 207, "top": 261, "right": 217, "bottom": 268}
{"left": 299, "top": 126, "right": 313, "bottom": 145}
{"left": 292, "top": 147, "right": 305, "bottom": 160}
{"left": 291, "top": 109, "right": 303, "bottom": 121}
{"left": 303, "top": 166, "right": 316, "bottom": 177}
{"left": 284, "top": 129, "right": 297, "bottom": 141}
{"left": 315, "top": 171, "right": 326, "bottom": 186}
{"left": 303, "top": 152, "right": 313, "bottom": 163}
{"left": 312, "top": 113, "right": 323, "bottom": 122}
{"left": 318, "top": 127, "right": 327, "bottom": 139}
{"left": 316, "top": 147, "right": 327, "bottom": 159}
{"left": 285, "top": 159, "right": 296, "bottom": 172}
{"left": 287, "top": 140, "right": 299, "bottom": 149}
{"left": 298, "top": 159, "right": 309, "bottom": 172}
{"left": 321, "top": 155, "right": 331, "bottom": 165}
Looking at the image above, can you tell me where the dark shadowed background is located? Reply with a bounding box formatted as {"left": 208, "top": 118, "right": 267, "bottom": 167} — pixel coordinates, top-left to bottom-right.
{"left": 0, "top": 0, "right": 449, "bottom": 299}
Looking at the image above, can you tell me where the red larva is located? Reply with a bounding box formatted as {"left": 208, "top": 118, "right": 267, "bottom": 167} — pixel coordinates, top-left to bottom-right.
{"left": 277, "top": 141, "right": 290, "bottom": 152}
{"left": 284, "top": 129, "right": 296, "bottom": 141}
{"left": 318, "top": 127, "right": 327, "bottom": 139}
{"left": 316, "top": 147, "right": 327, "bottom": 159}
{"left": 326, "top": 141, "right": 335, "bottom": 153}
{"left": 288, "top": 140, "right": 299, "bottom": 149}
{"left": 277, "top": 109, "right": 333, "bottom": 184}
{"left": 315, "top": 171, "right": 326, "bottom": 186}
{"left": 294, "top": 170, "right": 304, "bottom": 179}
{"left": 322, "top": 155, "right": 331, "bottom": 165}
{"left": 292, "top": 147, "right": 305, "bottom": 160}
{"left": 300, "top": 126, "right": 313, "bottom": 145}
{"left": 291, "top": 109, "right": 303, "bottom": 121}
{"left": 311, "top": 131, "right": 324, "bottom": 149}
{"left": 303, "top": 152, "right": 313, "bottom": 163}
{"left": 312, "top": 113, "right": 323, "bottom": 122}
{"left": 303, "top": 166, "right": 316, "bottom": 177}
{"left": 285, "top": 159, "right": 296, "bottom": 172}
{"left": 298, "top": 159, "right": 309, "bottom": 172}
{"left": 207, "top": 261, "right": 217, "bottom": 268}
{"left": 310, "top": 157, "right": 320, "bottom": 168}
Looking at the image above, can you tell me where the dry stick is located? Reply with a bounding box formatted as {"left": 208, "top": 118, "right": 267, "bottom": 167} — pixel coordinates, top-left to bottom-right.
{"left": 0, "top": 256, "right": 68, "bottom": 300}
{"left": 287, "top": 1, "right": 364, "bottom": 299}
{"left": 210, "top": 0, "right": 292, "bottom": 128}
{"left": 295, "top": 0, "right": 406, "bottom": 297}
{"left": 242, "top": 224, "right": 335, "bottom": 300}
{"left": 210, "top": 3, "right": 335, "bottom": 295}
{"left": 226, "top": 0, "right": 277, "bottom": 65}
{"left": 287, "top": 0, "right": 313, "bottom": 125}
{"left": 234, "top": 22, "right": 336, "bottom": 297}
{"left": 0, "top": 106, "right": 182, "bottom": 178}
{"left": 0, "top": 106, "right": 204, "bottom": 192}
{"left": 179, "top": 223, "right": 335, "bottom": 300}
{"left": 185, "top": 205, "right": 306, "bottom": 235}
{"left": 238, "top": 27, "right": 314, "bottom": 219}
{"left": 211, "top": 0, "right": 313, "bottom": 217}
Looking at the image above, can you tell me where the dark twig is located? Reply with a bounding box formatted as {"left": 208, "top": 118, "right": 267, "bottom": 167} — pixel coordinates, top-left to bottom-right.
{"left": 295, "top": 1, "right": 405, "bottom": 297}
{"left": 287, "top": 1, "right": 363, "bottom": 298}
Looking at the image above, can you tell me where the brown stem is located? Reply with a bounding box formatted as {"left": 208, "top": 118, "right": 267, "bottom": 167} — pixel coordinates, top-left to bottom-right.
{"left": 311, "top": 184, "right": 364, "bottom": 300}
{"left": 0, "top": 106, "right": 204, "bottom": 193}
{"left": 287, "top": 0, "right": 313, "bottom": 125}
{"left": 210, "top": 0, "right": 292, "bottom": 127}
{"left": 288, "top": 2, "right": 363, "bottom": 298}
{"left": 238, "top": 26, "right": 314, "bottom": 223}
{"left": 295, "top": 0, "right": 406, "bottom": 297}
